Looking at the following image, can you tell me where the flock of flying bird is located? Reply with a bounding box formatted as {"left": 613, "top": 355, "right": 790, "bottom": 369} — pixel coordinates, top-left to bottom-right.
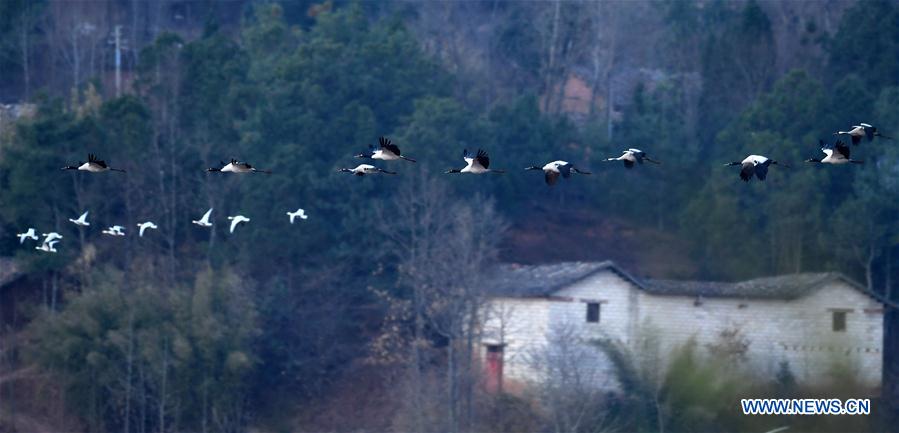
{"left": 19, "top": 152, "right": 309, "bottom": 253}
{"left": 14, "top": 122, "right": 890, "bottom": 253}
{"left": 334, "top": 123, "right": 889, "bottom": 184}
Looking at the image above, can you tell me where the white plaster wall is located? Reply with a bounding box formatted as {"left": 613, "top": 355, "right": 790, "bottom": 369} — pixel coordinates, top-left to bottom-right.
{"left": 481, "top": 271, "right": 639, "bottom": 391}
{"left": 635, "top": 281, "right": 883, "bottom": 387}
{"left": 480, "top": 270, "right": 884, "bottom": 392}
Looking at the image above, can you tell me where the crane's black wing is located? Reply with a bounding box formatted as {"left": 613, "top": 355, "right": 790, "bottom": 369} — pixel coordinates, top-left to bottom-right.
{"left": 379, "top": 136, "right": 402, "bottom": 156}
{"left": 545, "top": 170, "right": 560, "bottom": 185}
{"left": 739, "top": 162, "right": 754, "bottom": 182}
{"left": 89, "top": 154, "right": 109, "bottom": 168}
{"left": 864, "top": 125, "right": 876, "bottom": 141}
{"left": 475, "top": 149, "right": 490, "bottom": 169}
{"left": 754, "top": 162, "right": 770, "bottom": 181}
{"left": 834, "top": 140, "right": 851, "bottom": 159}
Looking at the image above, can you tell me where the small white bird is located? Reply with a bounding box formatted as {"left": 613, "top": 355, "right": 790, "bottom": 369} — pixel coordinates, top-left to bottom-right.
{"left": 17, "top": 228, "right": 39, "bottom": 244}
{"left": 287, "top": 208, "right": 308, "bottom": 224}
{"left": 36, "top": 240, "right": 59, "bottom": 253}
{"left": 137, "top": 221, "right": 158, "bottom": 237}
{"left": 69, "top": 211, "right": 90, "bottom": 226}
{"left": 192, "top": 208, "right": 214, "bottom": 227}
{"left": 338, "top": 164, "right": 396, "bottom": 176}
{"left": 42, "top": 232, "right": 63, "bottom": 243}
{"left": 102, "top": 225, "right": 126, "bottom": 236}
{"left": 227, "top": 215, "right": 250, "bottom": 233}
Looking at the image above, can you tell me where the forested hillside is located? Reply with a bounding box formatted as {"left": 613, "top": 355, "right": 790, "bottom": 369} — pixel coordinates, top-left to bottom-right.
{"left": 1, "top": 0, "right": 898, "bottom": 431}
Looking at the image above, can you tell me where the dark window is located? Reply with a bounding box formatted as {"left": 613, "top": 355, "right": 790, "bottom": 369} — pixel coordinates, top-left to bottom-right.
{"left": 486, "top": 344, "right": 504, "bottom": 354}
{"left": 586, "top": 303, "right": 600, "bottom": 323}
{"left": 832, "top": 311, "right": 847, "bottom": 332}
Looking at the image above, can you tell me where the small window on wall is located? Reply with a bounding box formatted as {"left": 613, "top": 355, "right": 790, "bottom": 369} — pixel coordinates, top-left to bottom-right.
{"left": 586, "top": 302, "right": 600, "bottom": 323}
{"left": 832, "top": 311, "right": 847, "bottom": 332}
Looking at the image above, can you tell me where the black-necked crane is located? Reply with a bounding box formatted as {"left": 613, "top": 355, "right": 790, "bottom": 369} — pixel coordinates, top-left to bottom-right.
{"left": 69, "top": 211, "right": 90, "bottom": 227}
{"left": 834, "top": 123, "right": 892, "bottom": 145}
{"left": 356, "top": 136, "right": 416, "bottom": 163}
{"left": 287, "top": 208, "right": 308, "bottom": 224}
{"left": 805, "top": 140, "right": 863, "bottom": 165}
{"left": 227, "top": 215, "right": 250, "bottom": 233}
{"left": 604, "top": 148, "right": 661, "bottom": 169}
{"left": 525, "top": 160, "right": 591, "bottom": 185}
{"left": 338, "top": 164, "right": 396, "bottom": 176}
{"left": 445, "top": 149, "right": 505, "bottom": 174}
{"left": 61, "top": 154, "right": 126, "bottom": 173}
{"left": 17, "top": 228, "right": 38, "bottom": 244}
{"left": 207, "top": 159, "right": 272, "bottom": 174}
{"left": 192, "top": 208, "right": 213, "bottom": 227}
{"left": 137, "top": 221, "right": 158, "bottom": 237}
{"left": 724, "top": 154, "right": 787, "bottom": 182}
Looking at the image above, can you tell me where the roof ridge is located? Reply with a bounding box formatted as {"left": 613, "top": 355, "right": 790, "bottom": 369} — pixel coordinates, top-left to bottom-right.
{"left": 486, "top": 262, "right": 874, "bottom": 303}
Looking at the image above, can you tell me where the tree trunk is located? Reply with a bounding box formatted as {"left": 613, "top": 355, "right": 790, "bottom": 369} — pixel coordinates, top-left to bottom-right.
{"left": 51, "top": 272, "right": 58, "bottom": 312}
{"left": 202, "top": 375, "right": 208, "bottom": 433}
{"left": 20, "top": 16, "right": 31, "bottom": 100}
{"left": 885, "top": 245, "right": 892, "bottom": 300}
{"left": 866, "top": 243, "right": 875, "bottom": 292}
{"left": 447, "top": 334, "right": 456, "bottom": 433}
{"left": 411, "top": 284, "right": 425, "bottom": 433}
{"left": 159, "top": 335, "right": 168, "bottom": 433}
{"left": 124, "top": 308, "right": 135, "bottom": 433}
{"left": 883, "top": 307, "right": 899, "bottom": 424}
{"left": 543, "top": 0, "right": 561, "bottom": 113}
{"left": 464, "top": 301, "right": 476, "bottom": 430}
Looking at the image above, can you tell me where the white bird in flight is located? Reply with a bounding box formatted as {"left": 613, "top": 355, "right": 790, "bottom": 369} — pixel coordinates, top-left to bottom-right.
{"left": 137, "top": 221, "right": 158, "bottom": 237}
{"left": 192, "top": 208, "right": 214, "bottom": 227}
{"left": 102, "top": 225, "right": 126, "bottom": 236}
{"left": 42, "top": 232, "right": 63, "bottom": 244}
{"left": 525, "top": 160, "right": 591, "bottom": 185}
{"left": 36, "top": 240, "right": 59, "bottom": 253}
{"left": 17, "top": 228, "right": 38, "bottom": 244}
{"left": 338, "top": 164, "right": 396, "bottom": 176}
{"left": 207, "top": 159, "right": 271, "bottom": 174}
{"left": 445, "top": 149, "right": 505, "bottom": 174}
{"left": 724, "top": 154, "right": 787, "bottom": 182}
{"left": 61, "top": 153, "right": 126, "bottom": 173}
{"left": 69, "top": 211, "right": 90, "bottom": 226}
{"left": 287, "top": 208, "right": 308, "bottom": 224}
{"left": 355, "top": 136, "right": 417, "bottom": 162}
{"left": 604, "top": 148, "right": 661, "bottom": 168}
{"left": 227, "top": 215, "right": 250, "bottom": 233}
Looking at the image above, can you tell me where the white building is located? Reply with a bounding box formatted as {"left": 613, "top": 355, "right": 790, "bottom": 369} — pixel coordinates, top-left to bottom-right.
{"left": 479, "top": 261, "right": 884, "bottom": 393}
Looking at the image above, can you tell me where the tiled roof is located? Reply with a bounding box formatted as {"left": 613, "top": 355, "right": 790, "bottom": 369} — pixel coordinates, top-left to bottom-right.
{"left": 483, "top": 261, "right": 871, "bottom": 302}
{"left": 643, "top": 273, "right": 861, "bottom": 300}
{"left": 482, "top": 261, "right": 645, "bottom": 297}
